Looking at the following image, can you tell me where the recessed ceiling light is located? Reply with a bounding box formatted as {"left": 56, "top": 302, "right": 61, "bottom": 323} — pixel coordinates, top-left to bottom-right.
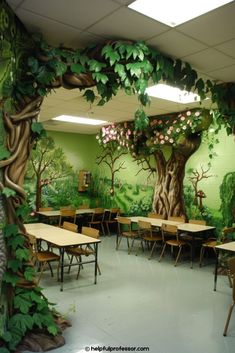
{"left": 128, "top": 0, "right": 233, "bottom": 27}
{"left": 53, "top": 115, "right": 108, "bottom": 125}
{"left": 146, "top": 84, "right": 201, "bottom": 104}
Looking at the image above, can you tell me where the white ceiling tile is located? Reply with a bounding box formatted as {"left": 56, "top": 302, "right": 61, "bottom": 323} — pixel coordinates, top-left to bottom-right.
{"left": 177, "top": 2, "right": 235, "bottom": 46}
{"left": 16, "top": 9, "right": 83, "bottom": 47}
{"left": 147, "top": 30, "right": 207, "bottom": 59}
{"left": 208, "top": 65, "right": 235, "bottom": 82}
{"left": 20, "top": 0, "right": 120, "bottom": 30}
{"left": 182, "top": 48, "right": 235, "bottom": 73}
{"left": 88, "top": 7, "right": 169, "bottom": 41}
{"left": 215, "top": 39, "right": 235, "bottom": 59}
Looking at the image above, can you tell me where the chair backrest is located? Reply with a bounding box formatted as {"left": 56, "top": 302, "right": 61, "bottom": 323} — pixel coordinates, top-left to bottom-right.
{"left": 161, "top": 223, "right": 178, "bottom": 241}
{"left": 138, "top": 220, "right": 152, "bottom": 237}
{"left": 78, "top": 204, "right": 89, "bottom": 209}
{"left": 117, "top": 216, "right": 131, "bottom": 225}
{"left": 189, "top": 219, "right": 206, "bottom": 225}
{"left": 148, "top": 212, "right": 164, "bottom": 219}
{"left": 63, "top": 221, "right": 78, "bottom": 233}
{"left": 91, "top": 208, "right": 104, "bottom": 222}
{"left": 168, "top": 216, "right": 185, "bottom": 222}
{"left": 60, "top": 206, "right": 74, "bottom": 210}
{"left": 39, "top": 207, "right": 53, "bottom": 211}
{"left": 108, "top": 208, "right": 120, "bottom": 220}
{"left": 59, "top": 209, "right": 76, "bottom": 226}
{"left": 82, "top": 226, "right": 100, "bottom": 239}
{"left": 117, "top": 216, "right": 132, "bottom": 234}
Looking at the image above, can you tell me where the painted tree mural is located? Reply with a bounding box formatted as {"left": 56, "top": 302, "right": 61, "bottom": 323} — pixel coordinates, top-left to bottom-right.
{"left": 96, "top": 141, "right": 127, "bottom": 196}
{"left": 0, "top": 0, "right": 235, "bottom": 351}
{"left": 97, "top": 109, "right": 213, "bottom": 219}
{"left": 220, "top": 172, "right": 235, "bottom": 227}
{"left": 27, "top": 135, "right": 73, "bottom": 210}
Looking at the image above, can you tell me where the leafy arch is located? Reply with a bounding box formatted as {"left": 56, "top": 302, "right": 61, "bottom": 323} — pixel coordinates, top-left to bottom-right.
{"left": 1, "top": 17, "right": 235, "bottom": 351}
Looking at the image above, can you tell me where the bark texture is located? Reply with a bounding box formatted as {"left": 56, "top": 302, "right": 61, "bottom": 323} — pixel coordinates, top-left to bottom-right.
{"left": 152, "top": 134, "right": 201, "bottom": 219}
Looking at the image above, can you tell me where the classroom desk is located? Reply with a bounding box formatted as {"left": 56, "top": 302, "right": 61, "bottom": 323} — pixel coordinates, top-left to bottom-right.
{"left": 177, "top": 223, "right": 215, "bottom": 268}
{"left": 122, "top": 217, "right": 215, "bottom": 267}
{"left": 214, "top": 241, "right": 235, "bottom": 291}
{"left": 24, "top": 223, "right": 101, "bottom": 291}
{"left": 36, "top": 208, "right": 94, "bottom": 220}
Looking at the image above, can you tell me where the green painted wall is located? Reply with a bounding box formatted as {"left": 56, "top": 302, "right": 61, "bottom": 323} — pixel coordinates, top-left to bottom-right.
{"left": 47, "top": 131, "right": 98, "bottom": 173}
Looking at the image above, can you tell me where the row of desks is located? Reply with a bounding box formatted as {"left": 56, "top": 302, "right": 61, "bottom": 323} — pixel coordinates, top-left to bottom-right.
{"left": 24, "top": 223, "right": 100, "bottom": 291}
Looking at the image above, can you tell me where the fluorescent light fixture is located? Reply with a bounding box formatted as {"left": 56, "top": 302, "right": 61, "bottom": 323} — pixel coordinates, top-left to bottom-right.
{"left": 128, "top": 0, "right": 233, "bottom": 27}
{"left": 53, "top": 115, "right": 107, "bottom": 125}
{"left": 146, "top": 84, "right": 200, "bottom": 104}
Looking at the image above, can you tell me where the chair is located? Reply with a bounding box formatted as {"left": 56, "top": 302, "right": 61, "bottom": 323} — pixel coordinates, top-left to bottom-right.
{"left": 199, "top": 227, "right": 235, "bottom": 267}
{"left": 63, "top": 221, "right": 78, "bottom": 232}
{"left": 78, "top": 204, "right": 89, "bottom": 209}
{"left": 66, "top": 226, "right": 101, "bottom": 279}
{"left": 27, "top": 233, "right": 60, "bottom": 284}
{"left": 168, "top": 216, "right": 185, "bottom": 222}
{"left": 180, "top": 219, "right": 206, "bottom": 241}
{"left": 137, "top": 220, "right": 162, "bottom": 259}
{"left": 38, "top": 207, "right": 54, "bottom": 224}
{"left": 148, "top": 213, "right": 164, "bottom": 219}
{"left": 116, "top": 217, "right": 139, "bottom": 254}
{"left": 223, "top": 258, "right": 235, "bottom": 336}
{"left": 88, "top": 208, "right": 105, "bottom": 235}
{"left": 39, "top": 207, "right": 53, "bottom": 211}
{"left": 159, "top": 223, "right": 189, "bottom": 266}
{"left": 59, "top": 208, "right": 76, "bottom": 227}
{"left": 104, "top": 208, "right": 120, "bottom": 235}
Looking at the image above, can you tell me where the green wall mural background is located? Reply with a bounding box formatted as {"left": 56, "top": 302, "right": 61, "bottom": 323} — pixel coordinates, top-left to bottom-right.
{"left": 24, "top": 122, "right": 235, "bottom": 236}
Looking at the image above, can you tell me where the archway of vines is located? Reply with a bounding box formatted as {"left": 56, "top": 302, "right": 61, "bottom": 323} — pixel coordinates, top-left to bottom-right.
{"left": 0, "top": 26, "right": 235, "bottom": 352}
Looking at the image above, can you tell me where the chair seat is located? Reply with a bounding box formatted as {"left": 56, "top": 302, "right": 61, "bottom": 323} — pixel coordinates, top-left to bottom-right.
{"left": 143, "top": 235, "right": 162, "bottom": 242}
{"left": 122, "top": 231, "right": 138, "bottom": 238}
{"left": 67, "top": 246, "right": 94, "bottom": 256}
{"left": 202, "top": 240, "right": 217, "bottom": 248}
{"left": 36, "top": 251, "right": 60, "bottom": 262}
{"left": 166, "top": 239, "right": 187, "bottom": 246}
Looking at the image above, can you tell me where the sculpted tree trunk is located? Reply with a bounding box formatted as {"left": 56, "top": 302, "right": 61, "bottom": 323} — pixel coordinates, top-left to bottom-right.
{"left": 152, "top": 134, "right": 201, "bottom": 219}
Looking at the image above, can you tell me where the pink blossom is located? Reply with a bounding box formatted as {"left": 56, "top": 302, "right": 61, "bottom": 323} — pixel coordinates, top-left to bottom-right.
{"left": 186, "top": 111, "right": 191, "bottom": 116}
{"left": 159, "top": 135, "right": 164, "bottom": 140}
{"left": 180, "top": 116, "right": 185, "bottom": 121}
{"left": 195, "top": 111, "right": 200, "bottom": 116}
{"left": 178, "top": 114, "right": 182, "bottom": 118}
{"left": 182, "top": 125, "right": 187, "bottom": 130}
{"left": 167, "top": 130, "right": 171, "bottom": 135}
{"left": 160, "top": 140, "right": 165, "bottom": 144}
{"left": 176, "top": 128, "right": 180, "bottom": 133}
{"left": 165, "top": 136, "right": 169, "bottom": 141}
{"left": 169, "top": 126, "right": 174, "bottom": 131}
{"left": 169, "top": 138, "right": 174, "bottom": 144}
{"left": 173, "top": 120, "right": 177, "bottom": 124}
{"left": 187, "top": 120, "right": 191, "bottom": 124}
{"left": 158, "top": 120, "right": 163, "bottom": 124}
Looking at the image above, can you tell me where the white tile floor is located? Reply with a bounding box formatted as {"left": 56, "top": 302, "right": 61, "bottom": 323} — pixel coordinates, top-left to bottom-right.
{"left": 27, "top": 236, "right": 235, "bottom": 353}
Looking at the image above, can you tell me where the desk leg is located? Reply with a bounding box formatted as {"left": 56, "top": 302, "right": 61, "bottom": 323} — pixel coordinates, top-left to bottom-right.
{"left": 214, "top": 250, "right": 219, "bottom": 291}
{"left": 60, "top": 247, "right": 65, "bottom": 292}
{"left": 190, "top": 236, "right": 195, "bottom": 269}
{"left": 94, "top": 243, "right": 98, "bottom": 285}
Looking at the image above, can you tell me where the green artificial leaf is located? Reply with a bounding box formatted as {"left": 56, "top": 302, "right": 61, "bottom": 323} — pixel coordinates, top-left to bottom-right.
{"left": 92, "top": 72, "right": 108, "bottom": 84}
{"left": 3, "top": 272, "right": 19, "bottom": 286}
{"left": 1, "top": 331, "right": 12, "bottom": 342}
{"left": 126, "top": 63, "right": 142, "bottom": 78}
{"left": 31, "top": 122, "right": 44, "bottom": 135}
{"left": 0, "top": 146, "right": 10, "bottom": 160}
{"left": 88, "top": 59, "right": 106, "bottom": 72}
{"left": 9, "top": 313, "right": 34, "bottom": 335}
{"left": 2, "top": 187, "right": 16, "bottom": 197}
{"left": 134, "top": 109, "right": 149, "bottom": 130}
{"left": 15, "top": 248, "right": 30, "bottom": 261}
{"left": 71, "top": 63, "right": 85, "bottom": 74}
{"left": 47, "top": 324, "right": 58, "bottom": 336}
{"left": 83, "top": 89, "right": 96, "bottom": 103}
{"left": 138, "top": 93, "right": 151, "bottom": 106}
{"left": 3, "top": 224, "right": 18, "bottom": 238}
{"left": 16, "top": 204, "right": 31, "bottom": 219}
{"left": 114, "top": 63, "right": 126, "bottom": 81}
{"left": 14, "top": 294, "right": 32, "bottom": 314}
{"left": 7, "top": 234, "right": 25, "bottom": 250}
{"left": 24, "top": 266, "right": 36, "bottom": 281}
{"left": 101, "top": 45, "right": 120, "bottom": 66}
{"left": 32, "top": 312, "right": 44, "bottom": 328}
{"left": 38, "top": 87, "right": 48, "bottom": 96}
{"left": 7, "top": 259, "right": 22, "bottom": 272}
{"left": 28, "top": 57, "right": 39, "bottom": 74}
{"left": 2, "top": 79, "right": 13, "bottom": 97}
{"left": 36, "top": 66, "right": 55, "bottom": 84}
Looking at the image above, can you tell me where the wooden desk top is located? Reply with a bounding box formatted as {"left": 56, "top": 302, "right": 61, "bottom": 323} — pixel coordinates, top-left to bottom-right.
{"left": 24, "top": 223, "right": 100, "bottom": 247}
{"left": 177, "top": 223, "right": 215, "bottom": 232}
{"left": 36, "top": 209, "right": 95, "bottom": 217}
{"left": 215, "top": 241, "right": 235, "bottom": 252}
{"left": 128, "top": 216, "right": 184, "bottom": 227}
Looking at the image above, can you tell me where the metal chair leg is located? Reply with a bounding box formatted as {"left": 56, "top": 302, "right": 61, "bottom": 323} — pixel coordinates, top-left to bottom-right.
{"left": 223, "top": 302, "right": 235, "bottom": 336}
{"left": 159, "top": 243, "right": 167, "bottom": 262}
